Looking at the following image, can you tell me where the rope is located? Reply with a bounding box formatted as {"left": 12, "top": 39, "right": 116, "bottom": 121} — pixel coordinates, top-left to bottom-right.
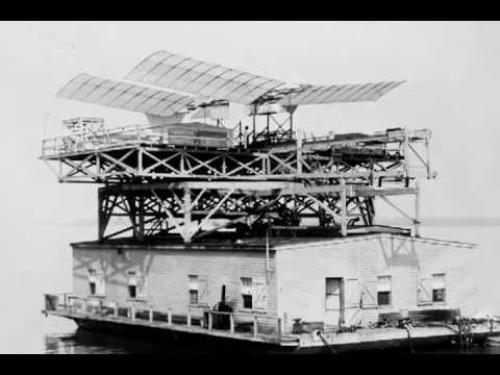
{"left": 398, "top": 317, "right": 415, "bottom": 354}
{"left": 317, "top": 331, "right": 337, "bottom": 356}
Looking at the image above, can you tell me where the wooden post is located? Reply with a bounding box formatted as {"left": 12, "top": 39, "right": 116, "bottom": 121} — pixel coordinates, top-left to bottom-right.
{"left": 149, "top": 305, "right": 153, "bottom": 323}
{"left": 114, "top": 305, "right": 118, "bottom": 318}
{"left": 414, "top": 181, "right": 421, "bottom": 237}
{"left": 183, "top": 187, "right": 192, "bottom": 243}
{"left": 253, "top": 315, "right": 258, "bottom": 338}
{"left": 340, "top": 179, "right": 347, "bottom": 237}
{"left": 296, "top": 130, "right": 302, "bottom": 175}
{"left": 243, "top": 124, "right": 248, "bottom": 148}
{"left": 229, "top": 313, "right": 235, "bottom": 335}
{"left": 208, "top": 311, "right": 213, "bottom": 331}
{"left": 425, "top": 137, "right": 432, "bottom": 178}
{"left": 187, "top": 309, "right": 192, "bottom": 327}
{"left": 180, "top": 152, "right": 185, "bottom": 174}
{"left": 266, "top": 113, "right": 270, "bottom": 141}
{"left": 167, "top": 309, "right": 172, "bottom": 326}
{"left": 130, "top": 305, "right": 135, "bottom": 321}
{"left": 265, "top": 224, "right": 270, "bottom": 280}
{"left": 403, "top": 128, "right": 410, "bottom": 178}
{"left": 138, "top": 195, "right": 145, "bottom": 241}
{"left": 98, "top": 188, "right": 105, "bottom": 241}
{"left": 138, "top": 148, "right": 143, "bottom": 174}
{"left": 277, "top": 318, "right": 282, "bottom": 340}
{"left": 252, "top": 105, "right": 257, "bottom": 143}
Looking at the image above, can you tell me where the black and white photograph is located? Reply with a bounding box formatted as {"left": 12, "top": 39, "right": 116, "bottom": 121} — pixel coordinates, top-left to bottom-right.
{"left": 1, "top": 20, "right": 500, "bottom": 356}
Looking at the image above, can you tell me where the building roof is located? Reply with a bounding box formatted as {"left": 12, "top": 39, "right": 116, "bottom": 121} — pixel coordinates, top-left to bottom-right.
{"left": 70, "top": 226, "right": 476, "bottom": 252}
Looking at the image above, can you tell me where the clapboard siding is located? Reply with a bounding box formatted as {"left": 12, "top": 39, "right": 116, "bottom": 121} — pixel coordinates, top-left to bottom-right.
{"left": 72, "top": 234, "right": 475, "bottom": 334}
{"left": 275, "top": 234, "right": 476, "bottom": 331}
{"left": 72, "top": 247, "right": 277, "bottom": 325}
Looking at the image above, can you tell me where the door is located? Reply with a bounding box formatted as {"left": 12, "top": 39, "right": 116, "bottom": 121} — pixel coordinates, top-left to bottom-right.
{"left": 325, "top": 278, "right": 345, "bottom": 326}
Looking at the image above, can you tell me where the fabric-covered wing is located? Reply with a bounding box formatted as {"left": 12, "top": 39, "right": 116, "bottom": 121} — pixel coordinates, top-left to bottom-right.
{"left": 125, "top": 50, "right": 286, "bottom": 105}
{"left": 56, "top": 73, "right": 195, "bottom": 117}
{"left": 279, "top": 81, "right": 405, "bottom": 106}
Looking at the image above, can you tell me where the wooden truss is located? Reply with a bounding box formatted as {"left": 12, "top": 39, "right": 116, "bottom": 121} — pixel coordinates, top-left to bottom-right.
{"left": 41, "top": 128, "right": 432, "bottom": 184}
{"left": 97, "top": 181, "right": 420, "bottom": 243}
{"left": 42, "top": 125, "right": 429, "bottom": 242}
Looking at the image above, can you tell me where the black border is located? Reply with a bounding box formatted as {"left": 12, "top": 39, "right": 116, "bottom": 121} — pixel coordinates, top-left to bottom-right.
{"left": 3, "top": 2, "right": 500, "bottom": 21}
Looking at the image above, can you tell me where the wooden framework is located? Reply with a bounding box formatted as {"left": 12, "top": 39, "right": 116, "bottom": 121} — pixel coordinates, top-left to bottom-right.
{"left": 97, "top": 181, "right": 419, "bottom": 243}
{"left": 41, "top": 128, "right": 432, "bottom": 184}
{"left": 42, "top": 123, "right": 431, "bottom": 243}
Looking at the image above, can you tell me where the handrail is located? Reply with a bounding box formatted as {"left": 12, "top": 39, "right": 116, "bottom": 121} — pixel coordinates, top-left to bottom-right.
{"left": 41, "top": 122, "right": 236, "bottom": 157}
{"left": 43, "top": 293, "right": 283, "bottom": 340}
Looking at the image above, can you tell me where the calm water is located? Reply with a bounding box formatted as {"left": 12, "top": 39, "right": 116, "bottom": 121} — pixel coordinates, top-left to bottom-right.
{"left": 2, "top": 221, "right": 500, "bottom": 354}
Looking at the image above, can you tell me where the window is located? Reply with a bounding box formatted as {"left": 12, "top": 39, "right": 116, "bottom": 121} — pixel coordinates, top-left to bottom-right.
{"left": 127, "top": 271, "right": 147, "bottom": 300}
{"left": 127, "top": 271, "right": 145, "bottom": 300}
{"left": 188, "top": 275, "right": 199, "bottom": 304}
{"left": 128, "top": 284, "right": 137, "bottom": 299}
{"left": 432, "top": 273, "right": 446, "bottom": 303}
{"left": 377, "top": 276, "right": 392, "bottom": 306}
{"left": 241, "top": 277, "right": 253, "bottom": 309}
{"left": 89, "top": 278, "right": 96, "bottom": 295}
{"left": 88, "top": 268, "right": 105, "bottom": 296}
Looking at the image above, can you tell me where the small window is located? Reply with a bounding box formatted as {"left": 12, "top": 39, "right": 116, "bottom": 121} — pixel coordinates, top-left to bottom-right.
{"left": 188, "top": 275, "right": 199, "bottom": 304}
{"left": 128, "top": 271, "right": 138, "bottom": 299}
{"left": 241, "top": 277, "right": 253, "bottom": 309}
{"left": 128, "top": 285, "right": 137, "bottom": 299}
{"left": 432, "top": 273, "right": 446, "bottom": 303}
{"left": 89, "top": 281, "right": 97, "bottom": 295}
{"left": 88, "top": 268, "right": 105, "bottom": 296}
{"left": 127, "top": 271, "right": 147, "bottom": 300}
{"left": 242, "top": 294, "right": 253, "bottom": 309}
{"left": 377, "top": 276, "right": 392, "bottom": 306}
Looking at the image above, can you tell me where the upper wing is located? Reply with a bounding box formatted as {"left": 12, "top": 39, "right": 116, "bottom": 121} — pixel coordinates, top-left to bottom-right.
{"left": 279, "top": 81, "right": 405, "bottom": 106}
{"left": 125, "top": 50, "right": 286, "bottom": 105}
{"left": 56, "top": 73, "right": 196, "bottom": 117}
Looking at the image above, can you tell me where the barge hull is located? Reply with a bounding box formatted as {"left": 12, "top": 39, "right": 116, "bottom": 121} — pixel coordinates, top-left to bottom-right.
{"left": 73, "top": 316, "right": 292, "bottom": 355}
{"left": 50, "top": 312, "right": 500, "bottom": 355}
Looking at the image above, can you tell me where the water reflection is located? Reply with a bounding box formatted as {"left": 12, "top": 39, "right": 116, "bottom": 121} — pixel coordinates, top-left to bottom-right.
{"left": 44, "top": 327, "right": 500, "bottom": 355}
{"left": 44, "top": 328, "right": 207, "bottom": 354}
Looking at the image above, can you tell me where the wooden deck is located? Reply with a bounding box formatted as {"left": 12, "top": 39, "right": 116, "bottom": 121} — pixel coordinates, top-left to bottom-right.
{"left": 46, "top": 310, "right": 299, "bottom": 347}
{"left": 43, "top": 294, "right": 500, "bottom": 353}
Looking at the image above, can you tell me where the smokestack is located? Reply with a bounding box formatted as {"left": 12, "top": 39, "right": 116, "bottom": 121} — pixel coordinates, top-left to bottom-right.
{"left": 221, "top": 285, "right": 226, "bottom": 303}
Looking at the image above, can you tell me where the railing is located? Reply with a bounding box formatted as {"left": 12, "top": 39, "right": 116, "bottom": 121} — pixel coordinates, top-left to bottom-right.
{"left": 41, "top": 123, "right": 236, "bottom": 158}
{"left": 42, "top": 124, "right": 145, "bottom": 157}
{"left": 44, "top": 293, "right": 284, "bottom": 341}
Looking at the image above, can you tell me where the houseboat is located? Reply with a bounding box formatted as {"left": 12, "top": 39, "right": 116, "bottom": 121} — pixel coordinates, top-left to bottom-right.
{"left": 42, "top": 50, "right": 500, "bottom": 354}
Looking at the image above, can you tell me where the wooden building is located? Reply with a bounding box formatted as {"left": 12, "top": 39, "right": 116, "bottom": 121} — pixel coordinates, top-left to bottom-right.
{"left": 72, "top": 232, "right": 476, "bottom": 335}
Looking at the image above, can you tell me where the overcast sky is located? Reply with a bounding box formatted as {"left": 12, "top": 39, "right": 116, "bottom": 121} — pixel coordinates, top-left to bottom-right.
{"left": 1, "top": 21, "right": 500, "bottom": 226}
